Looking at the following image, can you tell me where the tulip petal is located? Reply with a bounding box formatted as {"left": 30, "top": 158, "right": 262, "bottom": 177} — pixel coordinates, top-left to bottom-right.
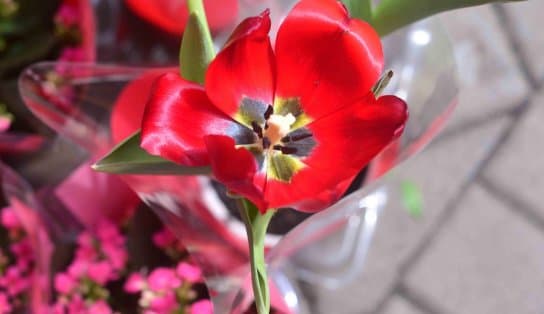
{"left": 111, "top": 69, "right": 169, "bottom": 143}
{"left": 204, "top": 135, "right": 267, "bottom": 211}
{"left": 275, "top": 0, "right": 383, "bottom": 120}
{"left": 141, "top": 73, "right": 253, "bottom": 166}
{"left": 289, "top": 175, "right": 354, "bottom": 212}
{"left": 124, "top": 0, "right": 238, "bottom": 35}
{"left": 265, "top": 95, "right": 407, "bottom": 210}
{"left": 205, "top": 10, "right": 275, "bottom": 127}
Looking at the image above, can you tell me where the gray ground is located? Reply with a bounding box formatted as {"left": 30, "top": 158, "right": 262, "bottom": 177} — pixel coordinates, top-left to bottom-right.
{"left": 306, "top": 2, "right": 544, "bottom": 313}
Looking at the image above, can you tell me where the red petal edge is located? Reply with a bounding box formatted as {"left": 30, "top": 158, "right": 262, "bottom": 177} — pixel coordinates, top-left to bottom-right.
{"left": 204, "top": 135, "right": 268, "bottom": 212}
{"left": 265, "top": 94, "right": 407, "bottom": 210}
{"left": 141, "top": 73, "right": 240, "bottom": 166}
{"left": 205, "top": 10, "right": 275, "bottom": 122}
{"left": 275, "top": 0, "right": 384, "bottom": 119}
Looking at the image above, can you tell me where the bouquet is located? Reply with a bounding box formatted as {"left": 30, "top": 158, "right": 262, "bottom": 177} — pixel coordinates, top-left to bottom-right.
{"left": 0, "top": 0, "right": 526, "bottom": 313}
{"left": 91, "top": 0, "right": 523, "bottom": 313}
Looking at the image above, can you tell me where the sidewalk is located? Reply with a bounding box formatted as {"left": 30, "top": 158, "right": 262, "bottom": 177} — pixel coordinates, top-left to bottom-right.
{"left": 310, "top": 2, "right": 544, "bottom": 313}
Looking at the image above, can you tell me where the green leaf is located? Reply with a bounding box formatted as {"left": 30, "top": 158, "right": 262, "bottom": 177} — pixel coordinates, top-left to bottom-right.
{"left": 372, "top": 0, "right": 526, "bottom": 37}
{"left": 343, "top": 0, "right": 373, "bottom": 23}
{"left": 401, "top": 181, "right": 423, "bottom": 218}
{"left": 92, "top": 131, "right": 211, "bottom": 175}
{"left": 179, "top": 0, "right": 215, "bottom": 84}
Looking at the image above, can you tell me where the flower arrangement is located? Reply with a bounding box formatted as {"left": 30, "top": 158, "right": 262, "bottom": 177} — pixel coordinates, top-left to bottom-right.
{"left": 0, "top": 176, "right": 213, "bottom": 313}
{"left": 0, "top": 0, "right": 527, "bottom": 313}
{"left": 0, "top": 207, "right": 34, "bottom": 314}
{"left": 91, "top": 0, "right": 524, "bottom": 313}
{"left": 48, "top": 219, "right": 212, "bottom": 314}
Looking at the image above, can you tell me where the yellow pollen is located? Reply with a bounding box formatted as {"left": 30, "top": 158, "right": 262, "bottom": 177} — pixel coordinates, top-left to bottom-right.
{"left": 264, "top": 113, "right": 296, "bottom": 145}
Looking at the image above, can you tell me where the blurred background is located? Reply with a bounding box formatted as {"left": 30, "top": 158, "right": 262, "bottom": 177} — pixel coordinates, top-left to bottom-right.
{"left": 311, "top": 1, "right": 544, "bottom": 313}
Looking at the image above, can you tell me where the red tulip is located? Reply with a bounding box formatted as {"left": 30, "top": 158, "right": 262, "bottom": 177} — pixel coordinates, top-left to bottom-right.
{"left": 124, "top": 0, "right": 238, "bottom": 35}
{"left": 140, "top": 0, "right": 408, "bottom": 213}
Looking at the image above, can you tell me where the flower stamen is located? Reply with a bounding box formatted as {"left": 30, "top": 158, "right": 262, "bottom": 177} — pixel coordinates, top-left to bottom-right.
{"left": 264, "top": 113, "right": 296, "bottom": 146}
{"left": 251, "top": 121, "right": 263, "bottom": 138}
{"left": 264, "top": 105, "right": 274, "bottom": 120}
{"left": 281, "top": 132, "right": 312, "bottom": 143}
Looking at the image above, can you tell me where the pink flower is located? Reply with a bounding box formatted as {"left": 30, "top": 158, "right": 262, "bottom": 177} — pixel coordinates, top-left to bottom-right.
{"left": 124, "top": 273, "right": 145, "bottom": 293}
{"left": 87, "top": 300, "right": 112, "bottom": 314}
{"left": 0, "top": 292, "right": 12, "bottom": 314}
{"left": 1, "top": 266, "right": 29, "bottom": 296}
{"left": 152, "top": 228, "right": 176, "bottom": 248}
{"left": 54, "top": 273, "right": 77, "bottom": 294}
{"left": 55, "top": 3, "right": 79, "bottom": 27}
{"left": 75, "top": 243, "right": 97, "bottom": 261}
{"left": 95, "top": 220, "right": 122, "bottom": 243}
{"left": 0, "top": 116, "right": 11, "bottom": 133}
{"left": 87, "top": 261, "right": 113, "bottom": 284}
{"left": 148, "top": 291, "right": 177, "bottom": 313}
{"left": 176, "top": 262, "right": 202, "bottom": 283}
{"left": 67, "top": 294, "right": 85, "bottom": 314}
{"left": 101, "top": 242, "right": 127, "bottom": 270}
{"left": 68, "top": 259, "right": 88, "bottom": 279}
{"left": 190, "top": 300, "right": 214, "bottom": 314}
{"left": 76, "top": 232, "right": 95, "bottom": 249}
{"left": 147, "top": 268, "right": 180, "bottom": 291}
{"left": 58, "top": 47, "right": 87, "bottom": 63}
{"left": 10, "top": 240, "right": 33, "bottom": 262}
{"left": 1, "top": 207, "right": 20, "bottom": 229}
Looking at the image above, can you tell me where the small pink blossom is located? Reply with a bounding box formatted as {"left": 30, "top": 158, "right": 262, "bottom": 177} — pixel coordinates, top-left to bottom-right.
{"left": 124, "top": 273, "right": 146, "bottom": 293}
{"left": 55, "top": 3, "right": 79, "bottom": 27}
{"left": 67, "top": 259, "right": 89, "bottom": 279}
{"left": 67, "top": 294, "right": 85, "bottom": 314}
{"left": 54, "top": 273, "right": 77, "bottom": 294}
{"left": 147, "top": 268, "right": 180, "bottom": 291}
{"left": 176, "top": 262, "right": 202, "bottom": 283}
{"left": 75, "top": 243, "right": 97, "bottom": 261}
{"left": 1, "top": 207, "right": 20, "bottom": 229}
{"left": 148, "top": 291, "right": 177, "bottom": 313}
{"left": 76, "top": 232, "right": 95, "bottom": 249}
{"left": 96, "top": 220, "right": 122, "bottom": 243}
{"left": 1, "top": 266, "right": 29, "bottom": 296}
{"left": 152, "top": 229, "right": 176, "bottom": 248}
{"left": 87, "top": 261, "right": 113, "bottom": 284}
{"left": 11, "top": 240, "right": 33, "bottom": 261}
{"left": 0, "top": 116, "right": 11, "bottom": 133}
{"left": 87, "top": 300, "right": 113, "bottom": 314}
{"left": 190, "top": 300, "right": 214, "bottom": 314}
{"left": 101, "top": 242, "right": 127, "bottom": 270}
{"left": 0, "top": 292, "right": 12, "bottom": 314}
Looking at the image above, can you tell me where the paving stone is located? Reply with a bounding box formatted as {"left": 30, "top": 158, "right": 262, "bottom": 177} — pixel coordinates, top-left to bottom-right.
{"left": 382, "top": 296, "right": 424, "bottom": 314}
{"left": 404, "top": 185, "right": 544, "bottom": 314}
{"left": 484, "top": 91, "right": 544, "bottom": 218}
{"left": 501, "top": 1, "right": 544, "bottom": 82}
{"left": 438, "top": 5, "right": 529, "bottom": 130}
{"left": 309, "top": 119, "right": 509, "bottom": 314}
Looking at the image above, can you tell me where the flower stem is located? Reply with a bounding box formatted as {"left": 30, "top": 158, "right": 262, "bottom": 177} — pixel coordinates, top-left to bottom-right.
{"left": 180, "top": 0, "right": 215, "bottom": 83}
{"left": 239, "top": 199, "right": 275, "bottom": 314}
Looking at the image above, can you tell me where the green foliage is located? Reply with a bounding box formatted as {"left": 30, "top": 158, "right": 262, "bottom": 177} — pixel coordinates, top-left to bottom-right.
{"left": 372, "top": 0, "right": 526, "bottom": 36}
{"left": 401, "top": 181, "right": 423, "bottom": 218}
{"left": 179, "top": 0, "right": 215, "bottom": 84}
{"left": 92, "top": 131, "right": 212, "bottom": 175}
